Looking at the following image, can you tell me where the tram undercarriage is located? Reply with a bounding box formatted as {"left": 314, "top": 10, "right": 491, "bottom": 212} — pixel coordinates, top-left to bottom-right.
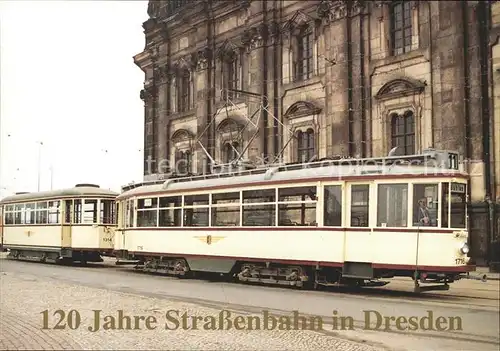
{"left": 6, "top": 247, "right": 104, "bottom": 264}
{"left": 123, "top": 255, "right": 404, "bottom": 290}
{"left": 119, "top": 252, "right": 483, "bottom": 293}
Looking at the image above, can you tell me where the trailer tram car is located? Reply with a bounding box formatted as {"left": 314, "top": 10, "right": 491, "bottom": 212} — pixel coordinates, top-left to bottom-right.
{"left": 115, "top": 150, "right": 475, "bottom": 292}
{"left": 0, "top": 184, "right": 118, "bottom": 264}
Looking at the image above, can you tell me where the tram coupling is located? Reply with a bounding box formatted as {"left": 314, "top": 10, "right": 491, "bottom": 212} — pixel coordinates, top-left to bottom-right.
{"left": 458, "top": 272, "right": 487, "bottom": 282}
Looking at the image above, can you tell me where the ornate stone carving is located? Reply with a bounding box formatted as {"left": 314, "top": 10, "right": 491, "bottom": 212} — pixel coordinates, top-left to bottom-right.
{"left": 140, "top": 85, "right": 157, "bottom": 102}
{"left": 374, "top": 77, "right": 426, "bottom": 101}
{"left": 243, "top": 24, "right": 267, "bottom": 51}
{"left": 147, "top": 1, "right": 161, "bottom": 19}
{"left": 153, "top": 64, "right": 174, "bottom": 84}
{"left": 147, "top": 45, "right": 160, "bottom": 61}
{"left": 172, "top": 53, "right": 197, "bottom": 73}
{"left": 268, "top": 21, "right": 280, "bottom": 45}
{"left": 316, "top": 0, "right": 348, "bottom": 24}
{"left": 216, "top": 40, "right": 241, "bottom": 61}
{"left": 282, "top": 10, "right": 310, "bottom": 33}
{"left": 317, "top": 0, "right": 332, "bottom": 19}
{"left": 284, "top": 101, "right": 322, "bottom": 119}
{"left": 171, "top": 128, "right": 194, "bottom": 143}
{"left": 194, "top": 47, "right": 211, "bottom": 71}
{"left": 351, "top": 0, "right": 365, "bottom": 16}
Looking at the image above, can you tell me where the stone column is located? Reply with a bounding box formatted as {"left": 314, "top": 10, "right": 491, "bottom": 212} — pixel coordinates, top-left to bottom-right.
{"left": 245, "top": 24, "right": 267, "bottom": 164}
{"left": 154, "top": 65, "right": 170, "bottom": 168}
{"left": 266, "top": 21, "right": 280, "bottom": 161}
{"left": 195, "top": 48, "right": 211, "bottom": 174}
{"left": 321, "top": 4, "right": 350, "bottom": 157}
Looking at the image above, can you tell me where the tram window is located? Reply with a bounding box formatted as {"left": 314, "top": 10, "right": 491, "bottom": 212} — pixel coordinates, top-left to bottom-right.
{"left": 35, "top": 202, "right": 48, "bottom": 224}
{"left": 100, "top": 200, "right": 115, "bottom": 224}
{"left": 243, "top": 204, "right": 276, "bottom": 226}
{"left": 73, "top": 200, "right": 82, "bottom": 224}
{"left": 350, "top": 185, "right": 369, "bottom": 227}
{"left": 83, "top": 200, "right": 97, "bottom": 224}
{"left": 413, "top": 184, "right": 438, "bottom": 227}
{"left": 278, "top": 186, "right": 317, "bottom": 202}
{"left": 24, "top": 203, "right": 36, "bottom": 225}
{"left": 137, "top": 209, "right": 157, "bottom": 227}
{"left": 64, "top": 200, "right": 72, "bottom": 224}
{"left": 450, "top": 183, "right": 466, "bottom": 228}
{"left": 278, "top": 203, "right": 316, "bottom": 226}
{"left": 14, "top": 204, "right": 24, "bottom": 224}
{"left": 138, "top": 197, "right": 158, "bottom": 209}
{"left": 243, "top": 189, "right": 276, "bottom": 203}
{"left": 211, "top": 207, "right": 240, "bottom": 226}
{"left": 377, "top": 184, "right": 408, "bottom": 227}
{"left": 125, "top": 200, "right": 134, "bottom": 228}
{"left": 212, "top": 192, "right": 240, "bottom": 205}
{"left": 184, "top": 194, "right": 209, "bottom": 206}
{"left": 5, "top": 212, "right": 14, "bottom": 225}
{"left": 159, "top": 208, "right": 181, "bottom": 227}
{"left": 183, "top": 208, "right": 209, "bottom": 226}
{"left": 159, "top": 196, "right": 182, "bottom": 208}
{"left": 324, "top": 185, "right": 342, "bottom": 226}
{"left": 117, "top": 203, "right": 122, "bottom": 227}
{"left": 48, "top": 201, "right": 60, "bottom": 224}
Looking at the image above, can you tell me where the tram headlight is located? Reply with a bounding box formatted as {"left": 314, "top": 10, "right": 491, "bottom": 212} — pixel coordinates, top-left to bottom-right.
{"left": 460, "top": 243, "right": 470, "bottom": 255}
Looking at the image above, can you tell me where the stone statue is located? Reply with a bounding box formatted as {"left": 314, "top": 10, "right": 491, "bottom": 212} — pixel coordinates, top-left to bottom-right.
{"left": 147, "top": 1, "right": 160, "bottom": 18}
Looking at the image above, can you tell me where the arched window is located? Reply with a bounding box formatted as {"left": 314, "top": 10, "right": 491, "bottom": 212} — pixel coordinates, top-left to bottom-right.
{"left": 224, "top": 142, "right": 239, "bottom": 163}
{"left": 175, "top": 150, "right": 191, "bottom": 174}
{"left": 391, "top": 111, "right": 415, "bottom": 155}
{"left": 297, "top": 129, "right": 315, "bottom": 162}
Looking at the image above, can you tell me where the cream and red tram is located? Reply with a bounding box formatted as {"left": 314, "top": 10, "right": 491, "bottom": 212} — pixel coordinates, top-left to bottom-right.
{"left": 0, "top": 184, "right": 118, "bottom": 264}
{"left": 115, "top": 150, "right": 474, "bottom": 292}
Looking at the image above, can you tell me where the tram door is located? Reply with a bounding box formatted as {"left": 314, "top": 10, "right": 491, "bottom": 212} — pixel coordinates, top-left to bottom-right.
{"left": 114, "top": 202, "right": 125, "bottom": 251}
{"left": 344, "top": 183, "right": 372, "bottom": 263}
{"left": 61, "top": 200, "right": 72, "bottom": 248}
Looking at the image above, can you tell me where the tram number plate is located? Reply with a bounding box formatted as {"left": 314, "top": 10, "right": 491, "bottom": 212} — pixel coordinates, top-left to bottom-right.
{"left": 455, "top": 258, "right": 465, "bottom": 265}
{"left": 102, "top": 238, "right": 112, "bottom": 242}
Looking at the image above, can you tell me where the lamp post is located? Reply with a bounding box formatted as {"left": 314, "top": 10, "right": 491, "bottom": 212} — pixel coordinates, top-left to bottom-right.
{"left": 37, "top": 141, "right": 43, "bottom": 192}
{"left": 0, "top": 133, "right": 12, "bottom": 198}
{"left": 49, "top": 165, "right": 53, "bottom": 191}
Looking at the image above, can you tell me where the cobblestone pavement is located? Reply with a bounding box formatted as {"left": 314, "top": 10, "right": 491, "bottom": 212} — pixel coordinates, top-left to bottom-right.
{"left": 0, "top": 271, "right": 385, "bottom": 351}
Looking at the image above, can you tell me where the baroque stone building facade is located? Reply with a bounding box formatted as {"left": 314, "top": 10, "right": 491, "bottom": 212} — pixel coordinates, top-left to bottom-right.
{"left": 134, "top": 0, "right": 498, "bottom": 267}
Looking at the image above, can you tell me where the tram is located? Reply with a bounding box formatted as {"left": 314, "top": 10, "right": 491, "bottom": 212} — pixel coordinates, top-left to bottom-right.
{"left": 0, "top": 184, "right": 118, "bottom": 264}
{"left": 114, "top": 149, "right": 475, "bottom": 292}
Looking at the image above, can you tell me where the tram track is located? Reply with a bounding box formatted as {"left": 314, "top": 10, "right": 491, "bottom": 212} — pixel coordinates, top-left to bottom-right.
{"left": 2, "top": 255, "right": 497, "bottom": 308}
{"left": 2, "top": 257, "right": 499, "bottom": 350}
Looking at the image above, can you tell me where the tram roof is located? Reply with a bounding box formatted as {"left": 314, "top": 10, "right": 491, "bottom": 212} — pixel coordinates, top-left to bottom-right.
{"left": 0, "top": 184, "right": 118, "bottom": 204}
{"left": 117, "top": 162, "right": 467, "bottom": 200}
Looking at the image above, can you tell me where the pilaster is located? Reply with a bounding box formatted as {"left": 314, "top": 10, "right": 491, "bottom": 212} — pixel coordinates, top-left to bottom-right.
{"left": 243, "top": 24, "right": 267, "bottom": 162}
{"left": 194, "top": 47, "right": 212, "bottom": 174}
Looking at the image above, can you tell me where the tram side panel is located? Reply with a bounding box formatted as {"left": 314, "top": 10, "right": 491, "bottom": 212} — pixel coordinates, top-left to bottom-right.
{"left": 71, "top": 226, "right": 114, "bottom": 253}
{"left": 123, "top": 228, "right": 346, "bottom": 272}
{"left": 369, "top": 230, "right": 470, "bottom": 269}
{"left": 3, "top": 225, "right": 64, "bottom": 251}
{"left": 98, "top": 226, "right": 115, "bottom": 252}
